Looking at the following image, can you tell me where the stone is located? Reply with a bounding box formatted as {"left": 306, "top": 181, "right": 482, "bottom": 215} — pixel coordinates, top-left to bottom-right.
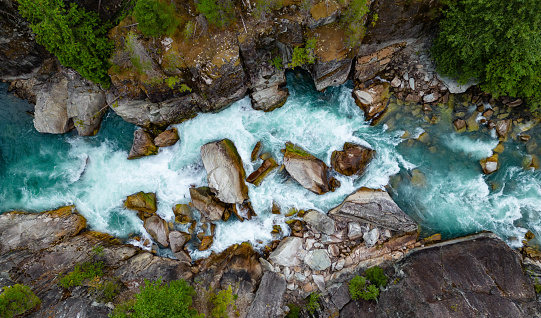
{"left": 154, "top": 128, "right": 179, "bottom": 147}
{"left": 329, "top": 187, "right": 418, "bottom": 233}
{"left": 363, "top": 228, "right": 380, "bottom": 248}
{"left": 453, "top": 119, "right": 466, "bottom": 131}
{"left": 436, "top": 74, "right": 478, "bottom": 93}
{"left": 200, "top": 139, "right": 249, "bottom": 204}
{"left": 391, "top": 77, "right": 401, "bottom": 88}
{"left": 348, "top": 222, "right": 365, "bottom": 240}
{"left": 199, "top": 235, "right": 213, "bottom": 251}
{"left": 303, "top": 210, "right": 336, "bottom": 235}
{"left": 246, "top": 158, "right": 278, "bottom": 186}
{"left": 128, "top": 129, "right": 159, "bottom": 160}
{"left": 33, "top": 75, "right": 74, "bottom": 134}
{"left": 173, "top": 250, "right": 192, "bottom": 263}
{"left": 411, "top": 169, "right": 426, "bottom": 187}
{"left": 269, "top": 237, "right": 304, "bottom": 267}
{"left": 496, "top": 119, "right": 512, "bottom": 139}
{"left": 354, "top": 90, "right": 373, "bottom": 105}
{"left": 328, "top": 244, "right": 340, "bottom": 257}
{"left": 331, "top": 283, "right": 351, "bottom": 310}
{"left": 331, "top": 142, "right": 376, "bottom": 176}
{"left": 312, "top": 274, "right": 326, "bottom": 292}
{"left": 169, "top": 231, "right": 190, "bottom": 253}
{"left": 466, "top": 111, "right": 480, "bottom": 132}
{"left": 251, "top": 141, "right": 263, "bottom": 162}
{"left": 520, "top": 134, "right": 531, "bottom": 142}
{"left": 189, "top": 187, "right": 226, "bottom": 222}
{"left": 493, "top": 143, "right": 505, "bottom": 154}
{"left": 260, "top": 258, "right": 274, "bottom": 272}
{"left": 335, "top": 258, "right": 345, "bottom": 271}
{"left": 409, "top": 78, "right": 415, "bottom": 90}
{"left": 271, "top": 202, "right": 281, "bottom": 214}
{"left": 417, "top": 132, "right": 430, "bottom": 143}
{"left": 246, "top": 272, "right": 286, "bottom": 318}
{"left": 480, "top": 154, "right": 499, "bottom": 175}
{"left": 304, "top": 249, "right": 332, "bottom": 271}
{"left": 125, "top": 192, "right": 157, "bottom": 217}
{"left": 172, "top": 204, "right": 193, "bottom": 224}
{"left": 423, "top": 92, "right": 439, "bottom": 103}
{"left": 283, "top": 142, "right": 331, "bottom": 194}
{"left": 144, "top": 215, "right": 170, "bottom": 247}
{"left": 66, "top": 72, "right": 107, "bottom": 136}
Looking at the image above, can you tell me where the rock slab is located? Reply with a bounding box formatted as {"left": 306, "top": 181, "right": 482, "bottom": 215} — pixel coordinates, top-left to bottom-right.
{"left": 246, "top": 271, "right": 287, "bottom": 318}
{"left": 269, "top": 237, "right": 304, "bottom": 267}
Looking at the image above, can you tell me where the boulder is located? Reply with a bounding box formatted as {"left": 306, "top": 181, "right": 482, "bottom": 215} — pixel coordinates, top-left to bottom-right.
{"left": 246, "top": 272, "right": 287, "bottom": 318}
{"left": 124, "top": 192, "right": 157, "bottom": 218}
{"left": 453, "top": 119, "right": 466, "bottom": 131}
{"left": 283, "top": 142, "right": 331, "bottom": 195}
{"left": 172, "top": 204, "right": 193, "bottom": 224}
{"left": 201, "top": 139, "right": 249, "bottom": 204}
{"left": 363, "top": 228, "right": 380, "bottom": 248}
{"left": 304, "top": 249, "right": 332, "bottom": 271}
{"left": 154, "top": 127, "right": 179, "bottom": 147}
{"left": 250, "top": 141, "right": 263, "bottom": 162}
{"left": 496, "top": 119, "right": 512, "bottom": 139}
{"left": 348, "top": 222, "right": 366, "bottom": 240}
{"left": 268, "top": 237, "right": 304, "bottom": 267}
{"left": 331, "top": 142, "right": 376, "bottom": 176}
{"left": 33, "top": 75, "right": 73, "bottom": 134}
{"left": 480, "top": 154, "right": 499, "bottom": 175}
{"left": 189, "top": 187, "right": 226, "bottom": 222}
{"left": 169, "top": 231, "right": 190, "bottom": 253}
{"left": 329, "top": 187, "right": 418, "bottom": 233}
{"left": 127, "top": 129, "right": 159, "bottom": 160}
{"left": 199, "top": 235, "right": 214, "bottom": 251}
{"left": 303, "top": 210, "right": 335, "bottom": 235}
{"left": 66, "top": 71, "right": 106, "bottom": 136}
{"left": 143, "top": 215, "right": 169, "bottom": 247}
{"left": 246, "top": 158, "right": 278, "bottom": 186}
{"left": 353, "top": 83, "right": 390, "bottom": 123}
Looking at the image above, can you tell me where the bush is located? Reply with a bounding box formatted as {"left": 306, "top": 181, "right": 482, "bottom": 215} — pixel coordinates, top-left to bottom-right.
{"left": 341, "top": 0, "right": 369, "bottom": 48}
{"left": 0, "top": 284, "right": 41, "bottom": 318}
{"left": 253, "top": 0, "right": 283, "bottom": 20}
{"left": 306, "top": 292, "right": 320, "bottom": 315}
{"left": 133, "top": 0, "right": 180, "bottom": 37}
{"left": 349, "top": 275, "right": 380, "bottom": 301}
{"left": 285, "top": 303, "right": 300, "bottom": 318}
{"left": 210, "top": 285, "right": 237, "bottom": 318}
{"left": 17, "top": 0, "right": 114, "bottom": 87}
{"left": 270, "top": 56, "right": 283, "bottom": 71}
{"left": 196, "top": 0, "right": 236, "bottom": 28}
{"left": 365, "top": 266, "right": 388, "bottom": 288}
{"left": 58, "top": 261, "right": 105, "bottom": 289}
{"left": 432, "top": 0, "right": 541, "bottom": 107}
{"left": 110, "top": 278, "right": 200, "bottom": 318}
{"left": 290, "top": 38, "right": 317, "bottom": 68}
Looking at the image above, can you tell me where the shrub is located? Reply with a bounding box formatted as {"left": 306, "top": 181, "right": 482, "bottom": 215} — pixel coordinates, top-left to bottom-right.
{"left": 341, "top": 0, "right": 369, "bottom": 48}
{"left": 349, "top": 275, "right": 380, "bottom": 301}
{"left": 110, "top": 278, "right": 200, "bottom": 318}
{"left": 285, "top": 303, "right": 300, "bottom": 318}
{"left": 253, "top": 0, "right": 283, "bottom": 20}
{"left": 290, "top": 38, "right": 317, "bottom": 68}
{"left": 196, "top": 0, "right": 236, "bottom": 28}
{"left": 0, "top": 284, "right": 41, "bottom": 318}
{"left": 89, "top": 278, "right": 123, "bottom": 303}
{"left": 306, "top": 292, "right": 320, "bottom": 315}
{"left": 432, "top": 0, "right": 541, "bottom": 107}
{"left": 133, "top": 0, "right": 180, "bottom": 36}
{"left": 58, "top": 261, "right": 105, "bottom": 289}
{"left": 17, "top": 0, "right": 114, "bottom": 87}
{"left": 535, "top": 284, "right": 541, "bottom": 294}
{"left": 270, "top": 56, "right": 283, "bottom": 71}
{"left": 210, "top": 285, "right": 237, "bottom": 318}
{"left": 365, "top": 266, "right": 388, "bottom": 288}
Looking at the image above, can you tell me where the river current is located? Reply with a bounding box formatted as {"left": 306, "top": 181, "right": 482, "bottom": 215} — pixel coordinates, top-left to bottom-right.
{"left": 1, "top": 72, "right": 540, "bottom": 258}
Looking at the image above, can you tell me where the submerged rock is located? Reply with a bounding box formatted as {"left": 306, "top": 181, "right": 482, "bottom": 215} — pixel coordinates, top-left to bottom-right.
{"left": 250, "top": 141, "right": 263, "bottom": 162}
{"left": 201, "top": 139, "right": 249, "bottom": 204}
{"left": 283, "top": 142, "right": 331, "bottom": 195}
{"left": 144, "top": 215, "right": 169, "bottom": 247}
{"left": 331, "top": 142, "right": 376, "bottom": 176}
{"left": 246, "top": 158, "right": 278, "bottom": 186}
{"left": 127, "top": 129, "right": 159, "bottom": 160}
{"left": 329, "top": 187, "right": 418, "bottom": 233}
{"left": 154, "top": 127, "right": 179, "bottom": 147}
{"left": 189, "top": 187, "right": 226, "bottom": 222}
{"left": 125, "top": 192, "right": 157, "bottom": 218}
{"left": 480, "top": 153, "right": 499, "bottom": 174}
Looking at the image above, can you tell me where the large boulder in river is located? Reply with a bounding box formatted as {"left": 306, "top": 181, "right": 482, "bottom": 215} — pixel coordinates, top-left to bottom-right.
{"left": 283, "top": 142, "right": 331, "bottom": 195}
{"left": 189, "top": 187, "right": 226, "bottom": 222}
{"left": 33, "top": 75, "right": 74, "bottom": 134}
{"left": 124, "top": 191, "right": 157, "bottom": 219}
{"left": 66, "top": 71, "right": 107, "bottom": 136}
{"left": 201, "top": 139, "right": 249, "bottom": 204}
{"left": 330, "top": 187, "right": 418, "bottom": 233}
{"left": 331, "top": 142, "right": 376, "bottom": 176}
{"left": 154, "top": 127, "right": 179, "bottom": 147}
{"left": 480, "top": 153, "right": 499, "bottom": 175}
{"left": 127, "top": 129, "right": 159, "bottom": 160}
{"left": 143, "top": 215, "right": 169, "bottom": 247}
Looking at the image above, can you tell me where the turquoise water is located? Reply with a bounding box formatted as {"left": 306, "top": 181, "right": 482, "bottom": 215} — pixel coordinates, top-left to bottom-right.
{"left": 1, "top": 72, "right": 540, "bottom": 257}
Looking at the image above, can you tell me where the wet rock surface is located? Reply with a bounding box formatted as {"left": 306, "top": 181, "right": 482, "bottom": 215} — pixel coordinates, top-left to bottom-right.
{"left": 127, "top": 129, "right": 159, "bottom": 160}
{"left": 283, "top": 142, "right": 331, "bottom": 195}
{"left": 331, "top": 142, "right": 376, "bottom": 176}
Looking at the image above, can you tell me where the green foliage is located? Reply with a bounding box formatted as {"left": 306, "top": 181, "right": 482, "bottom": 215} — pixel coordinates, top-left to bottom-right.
{"left": 125, "top": 32, "right": 152, "bottom": 75}
{"left": 285, "top": 303, "right": 300, "bottom": 318}
{"left": 432, "top": 0, "right": 541, "bottom": 107}
{"left": 93, "top": 245, "right": 105, "bottom": 257}
{"left": 196, "top": 0, "right": 236, "bottom": 28}
{"left": 253, "top": 0, "right": 283, "bottom": 20}
{"left": 290, "top": 38, "right": 317, "bottom": 68}
{"left": 89, "top": 278, "right": 123, "bottom": 303}
{"left": 0, "top": 284, "right": 41, "bottom": 318}
{"left": 17, "top": 0, "right": 114, "bottom": 87}
{"left": 306, "top": 292, "right": 320, "bottom": 315}
{"left": 365, "top": 266, "right": 388, "bottom": 288}
{"left": 58, "top": 261, "right": 105, "bottom": 289}
{"left": 180, "top": 84, "right": 192, "bottom": 93}
{"left": 371, "top": 13, "right": 379, "bottom": 27}
{"left": 535, "top": 284, "right": 541, "bottom": 294}
{"left": 184, "top": 21, "right": 196, "bottom": 40}
{"left": 210, "top": 285, "right": 237, "bottom": 318}
{"left": 341, "top": 0, "right": 369, "bottom": 48}
{"left": 270, "top": 56, "right": 283, "bottom": 71}
{"left": 133, "top": 0, "right": 180, "bottom": 36}
{"left": 110, "top": 278, "right": 200, "bottom": 318}
{"left": 285, "top": 142, "right": 312, "bottom": 157}
{"left": 166, "top": 76, "right": 181, "bottom": 89}
{"left": 349, "top": 274, "right": 380, "bottom": 301}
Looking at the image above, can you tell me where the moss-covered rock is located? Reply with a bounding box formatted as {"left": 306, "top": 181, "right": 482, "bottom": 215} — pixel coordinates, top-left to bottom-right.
{"left": 124, "top": 191, "right": 157, "bottom": 217}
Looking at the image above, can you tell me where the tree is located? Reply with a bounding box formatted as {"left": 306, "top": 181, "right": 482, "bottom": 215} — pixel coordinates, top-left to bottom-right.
{"left": 133, "top": 0, "right": 180, "bottom": 37}
{"left": 432, "top": 0, "right": 541, "bottom": 106}
{"left": 17, "top": 0, "right": 114, "bottom": 87}
{"left": 196, "top": 0, "right": 236, "bottom": 28}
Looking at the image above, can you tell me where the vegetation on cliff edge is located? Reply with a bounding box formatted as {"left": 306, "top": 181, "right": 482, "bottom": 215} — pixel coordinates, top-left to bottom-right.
{"left": 133, "top": 0, "right": 180, "bottom": 36}
{"left": 0, "top": 284, "right": 41, "bottom": 318}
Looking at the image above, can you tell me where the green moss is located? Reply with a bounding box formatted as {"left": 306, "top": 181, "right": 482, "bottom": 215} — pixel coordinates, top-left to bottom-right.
{"left": 535, "top": 284, "right": 541, "bottom": 294}
{"left": 349, "top": 273, "right": 381, "bottom": 301}
{"left": 285, "top": 142, "right": 312, "bottom": 157}
{"left": 0, "top": 284, "right": 41, "bottom": 318}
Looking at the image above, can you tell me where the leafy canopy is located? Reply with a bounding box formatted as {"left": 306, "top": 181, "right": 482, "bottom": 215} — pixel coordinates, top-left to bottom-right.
{"left": 17, "top": 0, "right": 114, "bottom": 87}
{"left": 432, "top": 0, "right": 541, "bottom": 104}
{"left": 0, "top": 284, "right": 41, "bottom": 318}
{"left": 133, "top": 0, "right": 180, "bottom": 37}
{"left": 110, "top": 278, "right": 200, "bottom": 318}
